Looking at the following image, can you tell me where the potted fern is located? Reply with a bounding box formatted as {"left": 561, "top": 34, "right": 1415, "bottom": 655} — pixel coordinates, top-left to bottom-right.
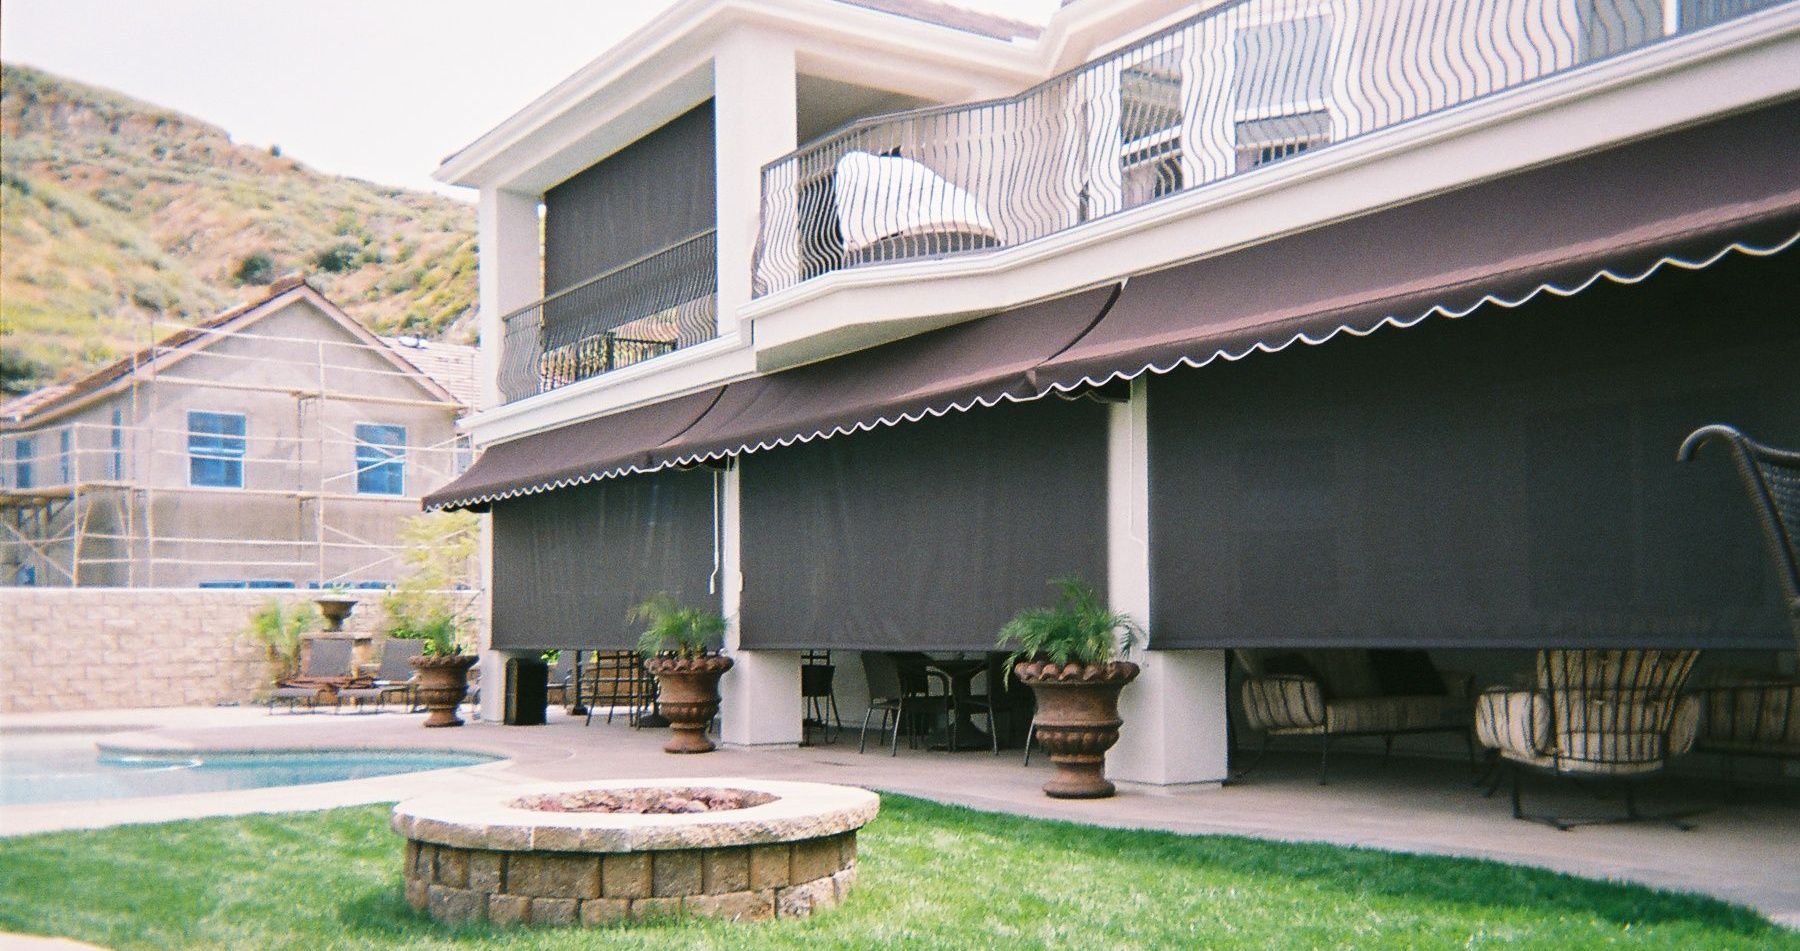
{"left": 396, "top": 611, "right": 475, "bottom": 728}
{"left": 633, "top": 593, "right": 731, "bottom": 754}
{"left": 998, "top": 577, "right": 1142, "bottom": 798}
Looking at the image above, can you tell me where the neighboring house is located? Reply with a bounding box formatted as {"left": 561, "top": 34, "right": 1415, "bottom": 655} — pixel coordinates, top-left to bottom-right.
{"left": 425, "top": 0, "right": 1800, "bottom": 781}
{"left": 0, "top": 277, "right": 474, "bottom": 589}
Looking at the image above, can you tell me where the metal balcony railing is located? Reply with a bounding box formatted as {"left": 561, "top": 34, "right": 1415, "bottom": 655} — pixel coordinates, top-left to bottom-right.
{"left": 498, "top": 230, "right": 718, "bottom": 404}
{"left": 753, "top": 0, "right": 1786, "bottom": 297}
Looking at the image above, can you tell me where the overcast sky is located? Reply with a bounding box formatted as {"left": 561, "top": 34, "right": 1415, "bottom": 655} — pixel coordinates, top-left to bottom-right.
{"left": 0, "top": 0, "right": 1059, "bottom": 200}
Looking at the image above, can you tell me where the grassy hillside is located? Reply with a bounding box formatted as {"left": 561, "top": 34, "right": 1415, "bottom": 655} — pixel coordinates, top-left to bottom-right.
{"left": 0, "top": 62, "right": 478, "bottom": 395}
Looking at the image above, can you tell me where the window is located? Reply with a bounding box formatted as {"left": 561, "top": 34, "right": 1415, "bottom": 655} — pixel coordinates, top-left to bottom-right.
{"left": 1232, "top": 16, "right": 1336, "bottom": 172}
{"left": 14, "top": 565, "right": 36, "bottom": 586}
{"left": 354, "top": 423, "right": 406, "bottom": 496}
{"left": 198, "top": 580, "right": 294, "bottom": 589}
{"left": 188, "top": 411, "right": 247, "bottom": 488}
{"left": 1119, "top": 47, "right": 1185, "bottom": 210}
{"left": 14, "top": 438, "right": 34, "bottom": 489}
{"left": 110, "top": 409, "right": 125, "bottom": 480}
{"left": 59, "top": 429, "right": 72, "bottom": 484}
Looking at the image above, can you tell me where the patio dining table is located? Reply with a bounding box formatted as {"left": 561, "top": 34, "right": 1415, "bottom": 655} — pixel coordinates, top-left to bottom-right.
{"left": 926, "top": 656, "right": 994, "bottom": 751}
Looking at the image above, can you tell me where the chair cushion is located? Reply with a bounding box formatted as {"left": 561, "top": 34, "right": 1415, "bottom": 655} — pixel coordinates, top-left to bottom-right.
{"left": 1325, "top": 694, "right": 1464, "bottom": 734}
{"left": 1261, "top": 653, "right": 1325, "bottom": 692}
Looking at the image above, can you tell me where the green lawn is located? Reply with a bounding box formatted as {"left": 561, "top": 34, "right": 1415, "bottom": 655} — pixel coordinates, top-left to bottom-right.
{"left": 1, "top": 795, "right": 1791, "bottom": 950}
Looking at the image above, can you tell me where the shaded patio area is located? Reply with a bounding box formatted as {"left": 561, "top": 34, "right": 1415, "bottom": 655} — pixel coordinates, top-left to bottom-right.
{"left": 4, "top": 704, "right": 1794, "bottom": 928}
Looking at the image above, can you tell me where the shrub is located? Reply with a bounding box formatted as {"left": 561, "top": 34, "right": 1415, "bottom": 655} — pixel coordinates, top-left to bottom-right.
{"left": 233, "top": 252, "right": 275, "bottom": 285}
{"left": 314, "top": 242, "right": 360, "bottom": 273}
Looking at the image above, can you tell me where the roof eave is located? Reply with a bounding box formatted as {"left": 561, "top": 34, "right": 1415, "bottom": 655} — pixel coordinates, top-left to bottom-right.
{"left": 433, "top": 0, "right": 1043, "bottom": 190}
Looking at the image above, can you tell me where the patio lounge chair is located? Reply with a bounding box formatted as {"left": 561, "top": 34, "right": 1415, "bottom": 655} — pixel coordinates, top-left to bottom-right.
{"left": 336, "top": 639, "right": 419, "bottom": 713}
{"left": 1475, "top": 649, "right": 1700, "bottom": 829}
{"left": 269, "top": 638, "right": 360, "bottom": 713}
{"left": 1236, "top": 649, "right": 1475, "bottom": 784}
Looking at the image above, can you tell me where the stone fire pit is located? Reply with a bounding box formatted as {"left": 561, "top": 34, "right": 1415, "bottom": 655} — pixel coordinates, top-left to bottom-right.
{"left": 391, "top": 778, "right": 878, "bottom": 926}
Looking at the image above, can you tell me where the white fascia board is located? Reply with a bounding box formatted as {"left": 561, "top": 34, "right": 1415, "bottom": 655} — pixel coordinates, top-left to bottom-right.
{"left": 457, "top": 334, "right": 757, "bottom": 446}
{"left": 436, "top": 0, "right": 1043, "bottom": 190}
{"left": 742, "top": 9, "right": 1800, "bottom": 372}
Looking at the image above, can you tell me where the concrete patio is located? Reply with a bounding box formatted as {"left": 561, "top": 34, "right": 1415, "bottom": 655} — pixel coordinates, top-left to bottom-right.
{"left": 3, "top": 704, "right": 1796, "bottom": 929}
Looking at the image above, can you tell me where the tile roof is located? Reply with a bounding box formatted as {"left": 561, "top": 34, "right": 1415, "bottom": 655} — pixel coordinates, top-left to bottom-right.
{"left": 382, "top": 337, "right": 479, "bottom": 410}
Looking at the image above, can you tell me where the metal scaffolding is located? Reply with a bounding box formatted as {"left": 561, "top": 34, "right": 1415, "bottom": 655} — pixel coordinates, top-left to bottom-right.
{"left": 1, "top": 310, "right": 470, "bottom": 588}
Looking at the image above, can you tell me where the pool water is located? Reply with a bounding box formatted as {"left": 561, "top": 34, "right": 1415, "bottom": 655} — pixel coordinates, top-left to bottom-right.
{"left": 0, "top": 731, "right": 497, "bottom": 806}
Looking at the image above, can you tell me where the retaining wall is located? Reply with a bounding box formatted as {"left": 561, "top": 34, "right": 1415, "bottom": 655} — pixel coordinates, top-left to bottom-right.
{"left": 0, "top": 588, "right": 389, "bottom": 714}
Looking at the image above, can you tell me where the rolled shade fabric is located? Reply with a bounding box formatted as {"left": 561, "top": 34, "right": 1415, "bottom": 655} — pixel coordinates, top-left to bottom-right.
{"left": 422, "top": 387, "right": 722, "bottom": 511}
{"left": 740, "top": 396, "right": 1108, "bottom": 651}
{"left": 490, "top": 467, "right": 720, "bottom": 651}
{"left": 543, "top": 102, "right": 716, "bottom": 295}
{"left": 645, "top": 285, "right": 1119, "bottom": 468}
{"left": 1147, "top": 246, "right": 1800, "bottom": 650}
{"left": 1036, "top": 97, "right": 1800, "bottom": 392}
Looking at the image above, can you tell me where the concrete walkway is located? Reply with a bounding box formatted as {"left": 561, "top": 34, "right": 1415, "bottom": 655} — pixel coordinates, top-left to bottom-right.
{"left": 4, "top": 705, "right": 1797, "bottom": 929}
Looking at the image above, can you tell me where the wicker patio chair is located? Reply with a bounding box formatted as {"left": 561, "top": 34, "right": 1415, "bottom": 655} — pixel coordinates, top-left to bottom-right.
{"left": 858, "top": 652, "right": 952, "bottom": 756}
{"left": 1677, "top": 424, "right": 1800, "bottom": 651}
{"left": 1475, "top": 649, "right": 1701, "bottom": 829}
{"left": 1677, "top": 425, "right": 1800, "bottom": 775}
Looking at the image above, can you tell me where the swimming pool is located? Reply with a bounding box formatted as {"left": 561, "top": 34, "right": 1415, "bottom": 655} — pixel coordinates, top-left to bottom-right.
{"left": 1, "top": 730, "right": 498, "bottom": 806}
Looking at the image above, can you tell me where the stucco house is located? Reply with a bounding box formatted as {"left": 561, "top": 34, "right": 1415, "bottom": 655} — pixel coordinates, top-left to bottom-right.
{"left": 424, "top": 0, "right": 1798, "bottom": 786}
{"left": 1, "top": 276, "right": 474, "bottom": 589}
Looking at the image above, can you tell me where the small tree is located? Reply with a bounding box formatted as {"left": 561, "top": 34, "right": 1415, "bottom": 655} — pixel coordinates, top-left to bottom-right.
{"left": 382, "top": 511, "right": 480, "bottom": 656}
{"left": 243, "top": 599, "right": 320, "bottom": 692}
{"left": 234, "top": 252, "right": 276, "bottom": 285}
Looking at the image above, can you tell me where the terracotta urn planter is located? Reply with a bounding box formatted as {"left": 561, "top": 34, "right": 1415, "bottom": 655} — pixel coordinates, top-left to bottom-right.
{"left": 644, "top": 654, "right": 734, "bottom": 753}
{"left": 315, "top": 597, "right": 357, "bottom": 632}
{"left": 1014, "top": 659, "right": 1140, "bottom": 799}
{"left": 410, "top": 654, "right": 477, "bottom": 728}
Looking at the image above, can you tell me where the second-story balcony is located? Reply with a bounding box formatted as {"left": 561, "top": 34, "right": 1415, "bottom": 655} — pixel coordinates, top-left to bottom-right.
{"left": 753, "top": 0, "right": 1785, "bottom": 298}
{"left": 498, "top": 229, "right": 719, "bottom": 405}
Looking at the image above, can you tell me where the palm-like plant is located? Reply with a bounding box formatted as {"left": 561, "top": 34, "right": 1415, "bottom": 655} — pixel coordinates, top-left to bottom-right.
{"left": 997, "top": 577, "right": 1142, "bottom": 672}
{"left": 631, "top": 592, "right": 726, "bottom": 658}
{"left": 243, "top": 599, "right": 320, "bottom": 682}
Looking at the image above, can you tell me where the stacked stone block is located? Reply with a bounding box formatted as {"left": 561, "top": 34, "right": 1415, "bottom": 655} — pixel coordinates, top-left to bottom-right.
{"left": 402, "top": 833, "right": 858, "bottom": 925}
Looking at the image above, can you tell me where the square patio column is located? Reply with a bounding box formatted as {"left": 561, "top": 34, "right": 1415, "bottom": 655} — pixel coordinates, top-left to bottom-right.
{"left": 1106, "top": 378, "right": 1230, "bottom": 787}
{"left": 475, "top": 187, "right": 541, "bottom": 412}
{"left": 718, "top": 462, "right": 804, "bottom": 747}
{"left": 713, "top": 30, "right": 798, "bottom": 336}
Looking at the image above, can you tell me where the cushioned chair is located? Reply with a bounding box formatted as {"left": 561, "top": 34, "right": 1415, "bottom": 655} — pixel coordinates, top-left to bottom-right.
{"left": 1692, "top": 675, "right": 1800, "bottom": 777}
{"left": 1475, "top": 648, "right": 1700, "bottom": 829}
{"left": 1236, "top": 649, "right": 1474, "bottom": 784}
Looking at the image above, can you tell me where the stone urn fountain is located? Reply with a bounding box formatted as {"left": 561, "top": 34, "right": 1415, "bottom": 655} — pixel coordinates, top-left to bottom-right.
{"left": 315, "top": 596, "right": 357, "bottom": 632}
{"left": 1013, "top": 659, "right": 1140, "bottom": 798}
{"left": 643, "top": 654, "right": 734, "bottom": 753}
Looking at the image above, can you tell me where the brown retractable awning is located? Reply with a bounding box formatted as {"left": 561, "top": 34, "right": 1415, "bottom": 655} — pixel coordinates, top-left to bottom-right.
{"left": 644, "top": 285, "right": 1119, "bottom": 469}
{"left": 422, "top": 387, "right": 722, "bottom": 511}
{"left": 1033, "top": 98, "right": 1800, "bottom": 391}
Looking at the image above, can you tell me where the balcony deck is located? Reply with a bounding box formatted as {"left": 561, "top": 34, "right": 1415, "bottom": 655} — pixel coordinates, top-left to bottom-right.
{"left": 753, "top": 0, "right": 1789, "bottom": 298}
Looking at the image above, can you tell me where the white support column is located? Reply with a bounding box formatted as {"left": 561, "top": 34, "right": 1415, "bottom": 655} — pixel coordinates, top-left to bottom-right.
{"left": 476, "top": 186, "right": 542, "bottom": 412}
{"left": 1106, "top": 377, "right": 1230, "bottom": 787}
{"left": 475, "top": 186, "right": 538, "bottom": 721}
{"left": 712, "top": 31, "right": 798, "bottom": 336}
{"left": 718, "top": 463, "right": 803, "bottom": 747}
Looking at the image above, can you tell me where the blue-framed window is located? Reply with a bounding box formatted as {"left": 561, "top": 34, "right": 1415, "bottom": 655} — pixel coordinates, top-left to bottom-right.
{"left": 354, "top": 423, "right": 406, "bottom": 496}
{"left": 58, "top": 429, "right": 72, "bottom": 484}
{"left": 198, "top": 580, "right": 296, "bottom": 589}
{"left": 188, "top": 411, "right": 246, "bottom": 488}
{"left": 110, "top": 409, "right": 125, "bottom": 480}
{"left": 15, "top": 565, "right": 36, "bottom": 586}
{"left": 13, "top": 438, "right": 34, "bottom": 489}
